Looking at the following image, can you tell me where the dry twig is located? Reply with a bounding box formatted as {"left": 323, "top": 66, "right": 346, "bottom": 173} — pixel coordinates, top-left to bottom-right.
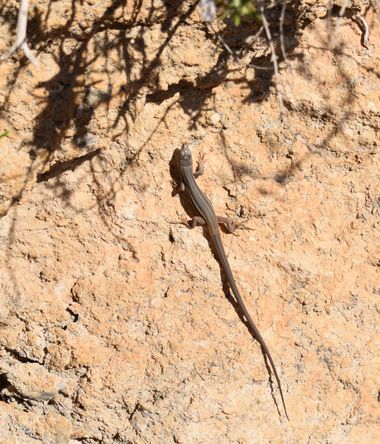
{"left": 353, "top": 12, "right": 370, "bottom": 49}
{"left": 279, "top": 0, "right": 289, "bottom": 66}
{"left": 334, "top": 1, "right": 370, "bottom": 50}
{"left": 259, "top": 4, "right": 285, "bottom": 120}
{"left": 0, "top": 0, "right": 38, "bottom": 66}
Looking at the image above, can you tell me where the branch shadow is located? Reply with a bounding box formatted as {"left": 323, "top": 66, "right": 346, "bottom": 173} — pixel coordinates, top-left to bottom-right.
{"left": 0, "top": 0, "right": 378, "bottom": 310}
{"left": 209, "top": 2, "right": 379, "bottom": 192}
{"left": 0, "top": 1, "right": 202, "bottom": 299}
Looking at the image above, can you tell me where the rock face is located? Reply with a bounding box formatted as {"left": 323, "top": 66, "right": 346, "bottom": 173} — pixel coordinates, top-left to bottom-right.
{"left": 0, "top": 1, "right": 379, "bottom": 442}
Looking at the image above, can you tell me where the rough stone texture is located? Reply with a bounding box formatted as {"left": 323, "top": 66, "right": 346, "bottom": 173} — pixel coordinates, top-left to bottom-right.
{"left": 0, "top": 0, "right": 379, "bottom": 443}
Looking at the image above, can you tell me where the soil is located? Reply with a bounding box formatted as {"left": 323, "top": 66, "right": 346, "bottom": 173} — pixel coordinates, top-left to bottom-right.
{"left": 0, "top": 1, "right": 379, "bottom": 443}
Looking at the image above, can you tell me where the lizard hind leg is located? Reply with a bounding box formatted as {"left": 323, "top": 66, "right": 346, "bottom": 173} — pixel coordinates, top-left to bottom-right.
{"left": 176, "top": 214, "right": 206, "bottom": 229}
{"left": 185, "top": 215, "right": 207, "bottom": 228}
{"left": 171, "top": 179, "right": 186, "bottom": 196}
{"left": 217, "top": 216, "right": 236, "bottom": 233}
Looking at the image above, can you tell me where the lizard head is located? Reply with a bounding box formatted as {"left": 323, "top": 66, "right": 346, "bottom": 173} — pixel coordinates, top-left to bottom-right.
{"left": 180, "top": 143, "right": 193, "bottom": 167}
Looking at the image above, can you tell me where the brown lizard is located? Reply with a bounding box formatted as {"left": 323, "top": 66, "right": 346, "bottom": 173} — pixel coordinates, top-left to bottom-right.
{"left": 177, "top": 143, "right": 289, "bottom": 420}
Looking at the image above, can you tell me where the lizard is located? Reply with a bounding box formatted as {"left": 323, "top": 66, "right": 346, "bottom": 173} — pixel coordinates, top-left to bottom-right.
{"left": 176, "top": 143, "right": 289, "bottom": 420}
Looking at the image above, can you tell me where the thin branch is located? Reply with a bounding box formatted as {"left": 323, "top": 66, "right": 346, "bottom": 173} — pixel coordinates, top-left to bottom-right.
{"left": 0, "top": 0, "right": 39, "bottom": 66}
{"left": 279, "top": 1, "right": 289, "bottom": 66}
{"left": 207, "top": 23, "right": 272, "bottom": 71}
{"left": 209, "top": 23, "right": 235, "bottom": 57}
{"left": 333, "top": 1, "right": 370, "bottom": 51}
{"left": 246, "top": 63, "right": 274, "bottom": 71}
{"left": 338, "top": 1, "right": 348, "bottom": 17}
{"left": 259, "top": 4, "right": 285, "bottom": 120}
{"left": 245, "top": 25, "right": 264, "bottom": 46}
{"left": 353, "top": 12, "right": 370, "bottom": 49}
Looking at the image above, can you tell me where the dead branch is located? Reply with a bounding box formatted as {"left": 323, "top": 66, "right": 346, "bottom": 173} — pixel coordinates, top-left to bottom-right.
{"left": 259, "top": 4, "right": 285, "bottom": 120}
{"left": 353, "top": 12, "right": 370, "bottom": 49}
{"left": 279, "top": 0, "right": 289, "bottom": 66}
{"left": 0, "top": 0, "right": 38, "bottom": 66}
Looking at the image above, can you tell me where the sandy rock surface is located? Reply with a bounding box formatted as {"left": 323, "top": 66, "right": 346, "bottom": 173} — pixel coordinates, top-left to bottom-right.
{"left": 0, "top": 1, "right": 379, "bottom": 443}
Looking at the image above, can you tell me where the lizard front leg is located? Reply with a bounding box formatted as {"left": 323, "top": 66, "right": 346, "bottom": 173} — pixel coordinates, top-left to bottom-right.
{"left": 193, "top": 152, "right": 206, "bottom": 178}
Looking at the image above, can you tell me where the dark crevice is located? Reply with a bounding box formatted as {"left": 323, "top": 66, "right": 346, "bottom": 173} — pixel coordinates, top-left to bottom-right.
{"left": 0, "top": 378, "right": 34, "bottom": 409}
{"left": 66, "top": 306, "right": 80, "bottom": 324}
{"left": 0, "top": 373, "right": 10, "bottom": 392}
{"left": 5, "top": 347, "right": 42, "bottom": 364}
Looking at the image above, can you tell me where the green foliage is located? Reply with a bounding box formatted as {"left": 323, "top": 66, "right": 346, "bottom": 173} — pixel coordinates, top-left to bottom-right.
{"left": 217, "top": 0, "right": 262, "bottom": 26}
{"left": 0, "top": 130, "right": 9, "bottom": 139}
